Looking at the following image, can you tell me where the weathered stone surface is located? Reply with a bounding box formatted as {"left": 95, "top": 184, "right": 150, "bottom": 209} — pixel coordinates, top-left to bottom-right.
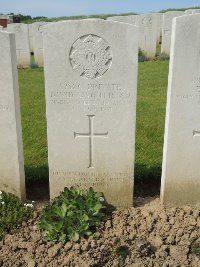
{"left": 156, "top": 13, "right": 163, "bottom": 45}
{"left": 32, "top": 22, "right": 47, "bottom": 66}
{"left": 107, "top": 15, "right": 137, "bottom": 24}
{"left": 0, "top": 31, "right": 25, "bottom": 199}
{"left": 161, "top": 11, "right": 184, "bottom": 55}
{"left": 43, "top": 20, "right": 138, "bottom": 207}
{"left": 136, "top": 13, "right": 158, "bottom": 58}
{"left": 161, "top": 14, "right": 200, "bottom": 206}
{"left": 28, "top": 24, "right": 34, "bottom": 53}
{"left": 108, "top": 14, "right": 157, "bottom": 58}
{"left": 7, "top": 23, "right": 31, "bottom": 68}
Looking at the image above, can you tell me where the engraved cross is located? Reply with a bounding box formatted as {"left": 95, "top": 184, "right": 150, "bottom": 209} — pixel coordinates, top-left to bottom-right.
{"left": 74, "top": 115, "right": 108, "bottom": 168}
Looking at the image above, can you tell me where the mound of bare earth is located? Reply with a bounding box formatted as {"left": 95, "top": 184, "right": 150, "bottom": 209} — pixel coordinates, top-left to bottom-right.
{"left": 0, "top": 197, "right": 199, "bottom": 267}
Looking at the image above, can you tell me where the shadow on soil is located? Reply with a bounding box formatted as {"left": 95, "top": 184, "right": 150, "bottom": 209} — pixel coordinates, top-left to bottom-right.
{"left": 25, "top": 166, "right": 50, "bottom": 201}
{"left": 133, "top": 163, "right": 161, "bottom": 207}
{"left": 134, "top": 163, "right": 161, "bottom": 198}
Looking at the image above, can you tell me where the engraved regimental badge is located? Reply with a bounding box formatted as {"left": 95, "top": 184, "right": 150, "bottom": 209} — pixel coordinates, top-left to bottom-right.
{"left": 69, "top": 34, "right": 112, "bottom": 79}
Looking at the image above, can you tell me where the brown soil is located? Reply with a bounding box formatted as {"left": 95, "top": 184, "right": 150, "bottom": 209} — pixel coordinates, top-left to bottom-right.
{"left": 0, "top": 196, "right": 200, "bottom": 267}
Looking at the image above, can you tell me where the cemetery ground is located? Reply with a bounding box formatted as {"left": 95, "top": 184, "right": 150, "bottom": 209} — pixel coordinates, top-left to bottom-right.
{"left": 0, "top": 61, "right": 200, "bottom": 266}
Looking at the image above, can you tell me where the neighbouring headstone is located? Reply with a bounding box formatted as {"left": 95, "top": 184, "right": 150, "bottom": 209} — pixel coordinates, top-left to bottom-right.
{"left": 185, "top": 9, "right": 200, "bottom": 15}
{"left": 137, "top": 13, "right": 158, "bottom": 58}
{"left": 0, "top": 31, "right": 25, "bottom": 199}
{"left": 156, "top": 13, "right": 163, "bottom": 45}
{"left": 28, "top": 24, "right": 34, "bottom": 53}
{"left": 108, "top": 14, "right": 157, "bottom": 58}
{"left": 161, "top": 11, "right": 184, "bottom": 55}
{"left": 161, "top": 14, "right": 200, "bottom": 206}
{"left": 0, "top": 25, "right": 3, "bottom": 31}
{"left": 7, "top": 23, "right": 31, "bottom": 68}
{"left": 32, "top": 22, "right": 47, "bottom": 66}
{"left": 43, "top": 20, "right": 138, "bottom": 207}
{"left": 107, "top": 15, "right": 137, "bottom": 24}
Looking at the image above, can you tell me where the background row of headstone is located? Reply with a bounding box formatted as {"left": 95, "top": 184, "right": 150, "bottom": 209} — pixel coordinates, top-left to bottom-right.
{"left": 0, "top": 9, "right": 199, "bottom": 68}
{"left": 1, "top": 22, "right": 46, "bottom": 68}
{"left": 107, "top": 9, "right": 200, "bottom": 57}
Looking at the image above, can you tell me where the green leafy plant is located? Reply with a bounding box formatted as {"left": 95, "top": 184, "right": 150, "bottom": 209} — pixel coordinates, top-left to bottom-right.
{"left": 29, "top": 63, "right": 39, "bottom": 69}
{"left": 156, "top": 52, "right": 169, "bottom": 61}
{"left": 0, "top": 191, "right": 33, "bottom": 240}
{"left": 191, "top": 238, "right": 200, "bottom": 256}
{"left": 138, "top": 49, "right": 148, "bottom": 62}
{"left": 114, "top": 236, "right": 130, "bottom": 267}
{"left": 39, "top": 187, "right": 105, "bottom": 243}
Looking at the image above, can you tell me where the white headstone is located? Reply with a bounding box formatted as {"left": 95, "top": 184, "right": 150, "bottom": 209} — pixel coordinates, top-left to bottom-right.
{"left": 161, "top": 11, "right": 184, "bottom": 55}
{"left": 107, "top": 15, "right": 137, "bottom": 24}
{"left": 32, "top": 22, "right": 47, "bottom": 66}
{"left": 0, "top": 31, "right": 25, "bottom": 199}
{"left": 0, "top": 26, "right": 3, "bottom": 31}
{"left": 161, "top": 14, "right": 200, "bottom": 206}
{"left": 7, "top": 23, "right": 31, "bottom": 68}
{"left": 136, "top": 13, "right": 158, "bottom": 58}
{"left": 185, "top": 9, "right": 200, "bottom": 15}
{"left": 156, "top": 13, "right": 163, "bottom": 45}
{"left": 108, "top": 14, "right": 157, "bottom": 58}
{"left": 28, "top": 24, "right": 34, "bottom": 53}
{"left": 43, "top": 20, "right": 138, "bottom": 207}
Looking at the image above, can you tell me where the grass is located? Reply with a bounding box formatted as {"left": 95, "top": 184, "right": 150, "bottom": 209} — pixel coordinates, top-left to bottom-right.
{"left": 135, "top": 61, "right": 168, "bottom": 181}
{"left": 18, "top": 68, "right": 48, "bottom": 182}
{"left": 18, "top": 60, "right": 169, "bottom": 184}
{"left": 0, "top": 191, "right": 32, "bottom": 240}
